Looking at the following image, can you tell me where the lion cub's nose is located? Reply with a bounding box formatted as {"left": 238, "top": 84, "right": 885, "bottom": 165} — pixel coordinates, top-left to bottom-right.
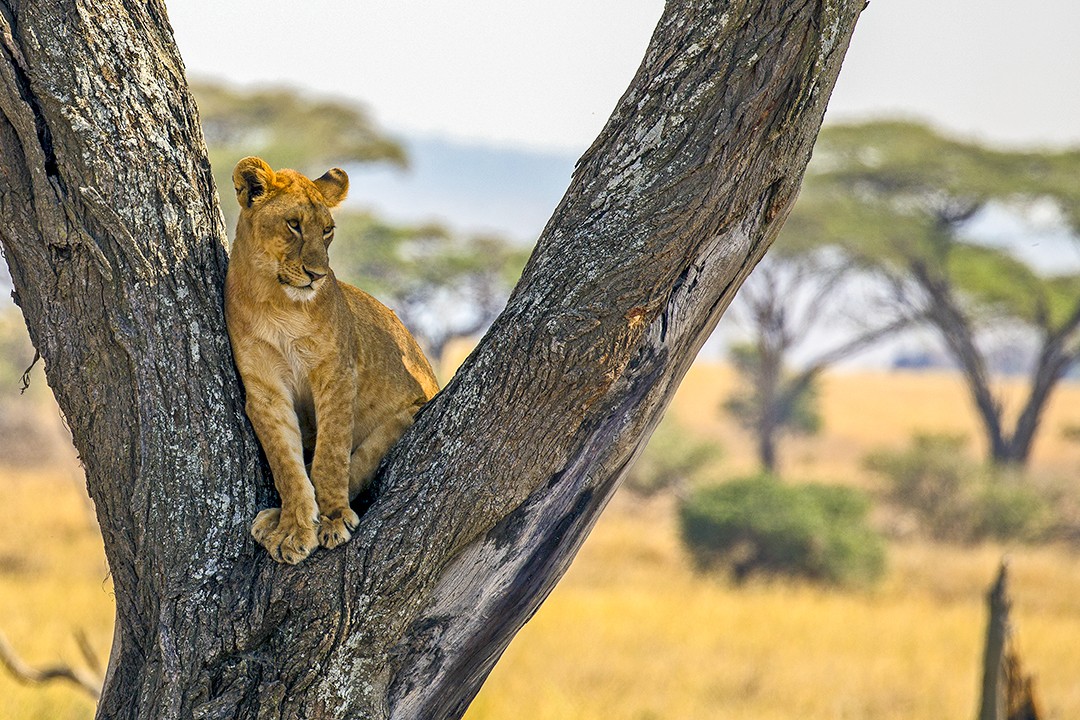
{"left": 304, "top": 268, "right": 327, "bottom": 282}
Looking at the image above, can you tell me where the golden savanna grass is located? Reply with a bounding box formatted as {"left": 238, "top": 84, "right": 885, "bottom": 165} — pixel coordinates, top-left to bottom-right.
{"left": 1, "top": 365, "right": 1079, "bottom": 719}
{"left": 466, "top": 496, "right": 1080, "bottom": 720}
{"left": 0, "top": 469, "right": 111, "bottom": 720}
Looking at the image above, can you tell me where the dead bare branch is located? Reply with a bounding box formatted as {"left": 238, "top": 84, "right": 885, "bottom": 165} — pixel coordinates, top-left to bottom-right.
{"left": 73, "top": 627, "right": 104, "bottom": 679}
{"left": 0, "top": 629, "right": 102, "bottom": 699}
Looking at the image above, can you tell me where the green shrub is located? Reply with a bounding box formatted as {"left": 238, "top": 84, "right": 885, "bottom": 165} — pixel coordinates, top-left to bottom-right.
{"left": 864, "top": 433, "right": 975, "bottom": 540}
{"left": 973, "top": 476, "right": 1051, "bottom": 542}
{"left": 678, "top": 475, "right": 885, "bottom": 586}
{"left": 623, "top": 416, "right": 723, "bottom": 497}
{"left": 865, "top": 433, "right": 1051, "bottom": 543}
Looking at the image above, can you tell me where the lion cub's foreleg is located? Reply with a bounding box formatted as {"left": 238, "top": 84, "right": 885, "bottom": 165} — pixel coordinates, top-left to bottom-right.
{"left": 244, "top": 379, "right": 319, "bottom": 565}
{"left": 310, "top": 373, "right": 361, "bottom": 549}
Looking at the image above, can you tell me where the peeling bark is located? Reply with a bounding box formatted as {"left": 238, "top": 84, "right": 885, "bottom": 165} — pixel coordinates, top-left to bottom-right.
{"left": 0, "top": 1, "right": 864, "bottom": 718}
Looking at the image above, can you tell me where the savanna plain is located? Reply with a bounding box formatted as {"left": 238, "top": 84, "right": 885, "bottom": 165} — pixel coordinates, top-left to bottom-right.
{"left": 1, "top": 364, "right": 1078, "bottom": 719}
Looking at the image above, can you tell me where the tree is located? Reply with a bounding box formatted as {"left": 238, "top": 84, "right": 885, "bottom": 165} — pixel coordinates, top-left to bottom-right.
{"left": 723, "top": 249, "right": 911, "bottom": 473}
{"left": 796, "top": 122, "right": 1080, "bottom": 467}
{"left": 724, "top": 338, "right": 823, "bottom": 472}
{"left": 192, "top": 79, "right": 408, "bottom": 233}
{"left": 0, "top": 1, "right": 864, "bottom": 717}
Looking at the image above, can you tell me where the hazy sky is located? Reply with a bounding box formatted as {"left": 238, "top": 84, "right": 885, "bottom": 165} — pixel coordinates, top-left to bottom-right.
{"left": 167, "top": 1, "right": 1080, "bottom": 153}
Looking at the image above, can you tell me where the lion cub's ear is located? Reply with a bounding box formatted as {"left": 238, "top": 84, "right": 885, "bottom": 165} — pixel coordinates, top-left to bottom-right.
{"left": 313, "top": 168, "right": 349, "bottom": 208}
{"left": 233, "top": 156, "right": 276, "bottom": 208}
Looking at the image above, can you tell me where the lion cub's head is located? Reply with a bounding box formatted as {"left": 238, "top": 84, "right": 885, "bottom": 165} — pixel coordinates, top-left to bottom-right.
{"left": 232, "top": 156, "right": 349, "bottom": 302}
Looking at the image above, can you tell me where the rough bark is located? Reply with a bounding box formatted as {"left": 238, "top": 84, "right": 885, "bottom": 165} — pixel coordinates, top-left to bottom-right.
{"left": 0, "top": 0, "right": 864, "bottom": 718}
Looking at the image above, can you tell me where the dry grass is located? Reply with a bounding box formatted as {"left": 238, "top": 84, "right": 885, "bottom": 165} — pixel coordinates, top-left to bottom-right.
{"left": 670, "top": 364, "right": 1080, "bottom": 484}
{"left": 1, "top": 365, "right": 1078, "bottom": 719}
{"left": 465, "top": 493, "right": 1080, "bottom": 720}
{"left": 0, "top": 470, "right": 111, "bottom": 720}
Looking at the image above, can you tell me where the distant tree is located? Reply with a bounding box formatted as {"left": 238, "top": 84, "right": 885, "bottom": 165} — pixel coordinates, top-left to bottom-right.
{"left": 193, "top": 79, "right": 407, "bottom": 171}
{"left": 191, "top": 80, "right": 407, "bottom": 231}
{"left": 723, "top": 249, "right": 911, "bottom": 473}
{"left": 330, "top": 213, "right": 529, "bottom": 371}
{"left": 796, "top": 121, "right": 1080, "bottom": 467}
{"left": 723, "top": 338, "right": 822, "bottom": 473}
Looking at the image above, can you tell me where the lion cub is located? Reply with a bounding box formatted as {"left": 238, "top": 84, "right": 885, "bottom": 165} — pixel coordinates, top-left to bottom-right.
{"left": 225, "top": 157, "right": 439, "bottom": 564}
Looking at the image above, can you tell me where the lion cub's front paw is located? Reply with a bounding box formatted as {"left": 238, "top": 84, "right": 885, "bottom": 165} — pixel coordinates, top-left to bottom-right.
{"left": 251, "top": 507, "right": 281, "bottom": 545}
{"left": 251, "top": 506, "right": 319, "bottom": 564}
{"left": 318, "top": 507, "right": 361, "bottom": 549}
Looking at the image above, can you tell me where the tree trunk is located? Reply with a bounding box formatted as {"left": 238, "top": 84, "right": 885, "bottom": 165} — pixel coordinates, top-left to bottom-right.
{"left": 914, "top": 263, "right": 1012, "bottom": 463}
{"left": 0, "top": 1, "right": 864, "bottom": 717}
{"left": 977, "top": 562, "right": 1044, "bottom": 720}
{"left": 1004, "top": 329, "right": 1077, "bottom": 466}
{"left": 756, "top": 346, "right": 783, "bottom": 474}
{"left": 912, "top": 260, "right": 1080, "bottom": 469}
{"left": 979, "top": 562, "right": 1011, "bottom": 720}
{"left": 758, "top": 425, "right": 779, "bottom": 475}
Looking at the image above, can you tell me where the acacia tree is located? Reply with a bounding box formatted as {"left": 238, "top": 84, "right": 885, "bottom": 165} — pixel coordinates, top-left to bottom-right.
{"left": 193, "top": 79, "right": 409, "bottom": 234}
{"left": 0, "top": 1, "right": 864, "bottom": 718}
{"left": 803, "top": 122, "right": 1080, "bottom": 467}
{"left": 724, "top": 249, "right": 911, "bottom": 473}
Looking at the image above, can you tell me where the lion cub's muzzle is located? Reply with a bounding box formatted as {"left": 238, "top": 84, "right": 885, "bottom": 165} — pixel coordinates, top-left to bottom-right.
{"left": 278, "top": 264, "right": 329, "bottom": 301}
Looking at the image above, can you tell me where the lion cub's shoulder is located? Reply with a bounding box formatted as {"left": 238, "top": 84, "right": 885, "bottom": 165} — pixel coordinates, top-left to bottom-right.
{"left": 338, "top": 282, "right": 440, "bottom": 400}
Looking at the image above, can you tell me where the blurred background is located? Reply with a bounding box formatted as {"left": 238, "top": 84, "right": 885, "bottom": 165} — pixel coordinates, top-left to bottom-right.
{"left": 2, "top": 1, "right": 1079, "bottom": 718}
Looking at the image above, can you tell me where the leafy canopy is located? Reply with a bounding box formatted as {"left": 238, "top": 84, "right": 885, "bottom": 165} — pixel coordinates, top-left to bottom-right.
{"left": 193, "top": 79, "right": 407, "bottom": 175}
{"left": 782, "top": 121, "right": 1080, "bottom": 331}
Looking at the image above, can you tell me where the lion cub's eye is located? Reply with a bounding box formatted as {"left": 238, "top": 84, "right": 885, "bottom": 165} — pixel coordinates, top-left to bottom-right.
{"left": 286, "top": 219, "right": 302, "bottom": 234}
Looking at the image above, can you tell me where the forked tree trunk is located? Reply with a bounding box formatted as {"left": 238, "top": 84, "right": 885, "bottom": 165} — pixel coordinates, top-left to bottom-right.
{"left": 913, "top": 260, "right": 1080, "bottom": 468}
{"left": 1002, "top": 329, "right": 1076, "bottom": 467}
{"left": 0, "top": 1, "right": 864, "bottom": 717}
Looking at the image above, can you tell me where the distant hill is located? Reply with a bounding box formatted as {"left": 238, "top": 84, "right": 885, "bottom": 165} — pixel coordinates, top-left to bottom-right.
{"left": 344, "top": 136, "right": 580, "bottom": 244}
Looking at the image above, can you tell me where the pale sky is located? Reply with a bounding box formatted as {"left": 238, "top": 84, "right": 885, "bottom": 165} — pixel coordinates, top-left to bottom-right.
{"left": 167, "top": 0, "right": 1080, "bottom": 153}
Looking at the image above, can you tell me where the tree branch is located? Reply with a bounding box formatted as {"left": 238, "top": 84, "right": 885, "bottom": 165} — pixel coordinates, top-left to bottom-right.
{"left": 800, "top": 313, "right": 918, "bottom": 375}
{"left": 910, "top": 259, "right": 1008, "bottom": 454}
{"left": 0, "top": 630, "right": 102, "bottom": 699}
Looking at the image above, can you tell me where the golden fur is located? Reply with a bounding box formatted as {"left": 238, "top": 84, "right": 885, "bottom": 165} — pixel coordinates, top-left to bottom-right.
{"left": 225, "top": 157, "right": 439, "bottom": 564}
